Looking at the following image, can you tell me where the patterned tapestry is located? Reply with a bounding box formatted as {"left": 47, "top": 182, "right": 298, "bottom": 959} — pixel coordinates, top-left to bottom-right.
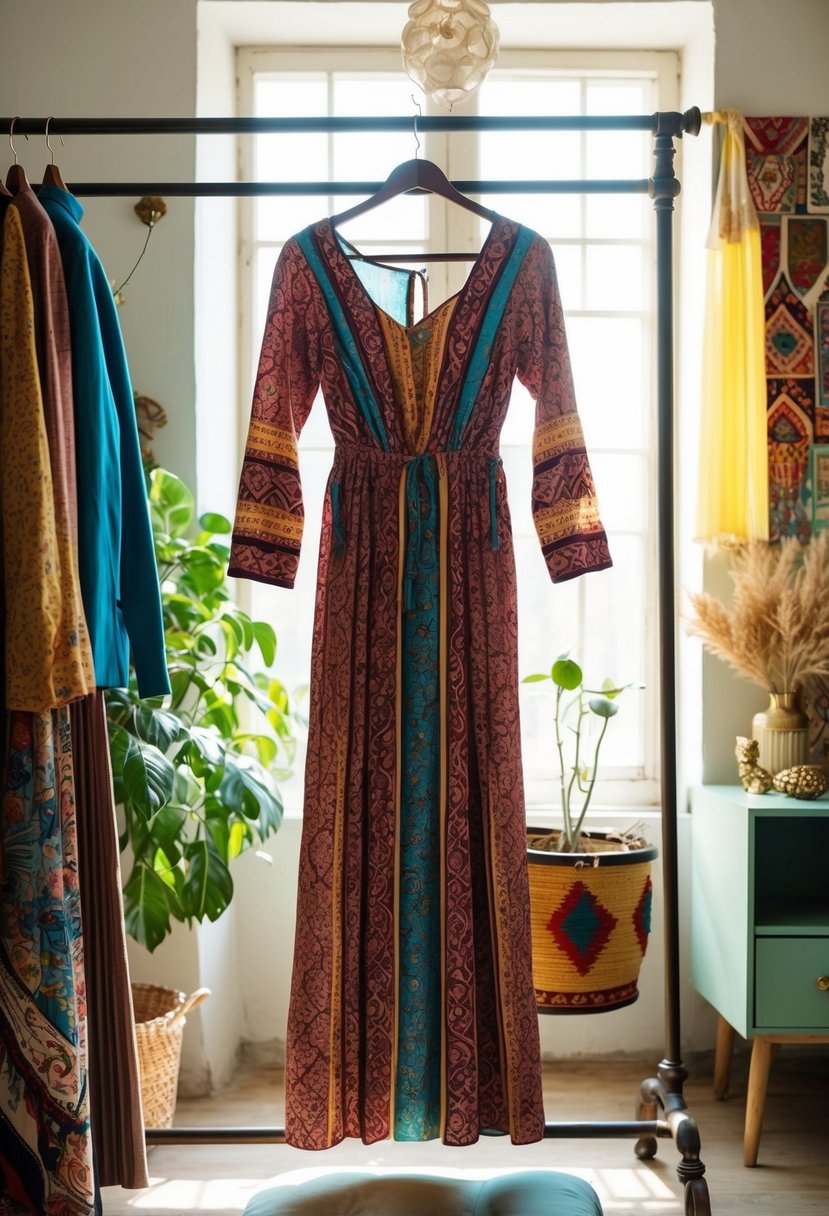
{"left": 746, "top": 116, "right": 829, "bottom": 541}
{"left": 749, "top": 117, "right": 829, "bottom": 756}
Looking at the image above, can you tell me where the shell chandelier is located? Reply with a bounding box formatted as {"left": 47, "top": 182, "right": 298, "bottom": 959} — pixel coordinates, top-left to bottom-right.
{"left": 401, "top": 0, "right": 500, "bottom": 110}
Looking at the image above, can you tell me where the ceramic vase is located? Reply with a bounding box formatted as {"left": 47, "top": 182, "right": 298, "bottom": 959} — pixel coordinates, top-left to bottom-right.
{"left": 751, "top": 691, "right": 809, "bottom": 775}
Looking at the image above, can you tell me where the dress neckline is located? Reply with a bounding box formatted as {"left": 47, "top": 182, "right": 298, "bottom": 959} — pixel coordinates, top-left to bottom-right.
{"left": 323, "top": 214, "right": 504, "bottom": 334}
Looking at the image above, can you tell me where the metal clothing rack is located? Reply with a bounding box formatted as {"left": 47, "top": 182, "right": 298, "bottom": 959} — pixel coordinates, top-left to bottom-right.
{"left": 6, "top": 109, "right": 710, "bottom": 1216}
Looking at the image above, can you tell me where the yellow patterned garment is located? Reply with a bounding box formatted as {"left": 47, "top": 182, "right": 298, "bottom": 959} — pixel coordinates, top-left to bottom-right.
{"left": 0, "top": 206, "right": 93, "bottom": 710}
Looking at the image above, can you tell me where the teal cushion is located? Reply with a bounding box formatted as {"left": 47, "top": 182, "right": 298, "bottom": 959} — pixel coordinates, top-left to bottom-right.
{"left": 243, "top": 1170, "right": 603, "bottom": 1215}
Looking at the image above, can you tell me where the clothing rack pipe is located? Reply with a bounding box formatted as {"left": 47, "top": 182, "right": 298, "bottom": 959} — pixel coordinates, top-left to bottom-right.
{"left": 16, "top": 108, "right": 709, "bottom": 1214}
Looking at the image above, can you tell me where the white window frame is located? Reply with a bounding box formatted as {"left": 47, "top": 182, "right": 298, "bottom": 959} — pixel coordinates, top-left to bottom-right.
{"left": 236, "top": 46, "right": 678, "bottom": 814}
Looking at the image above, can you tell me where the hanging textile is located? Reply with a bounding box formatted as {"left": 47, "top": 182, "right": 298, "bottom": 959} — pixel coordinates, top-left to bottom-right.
{"left": 1, "top": 178, "right": 156, "bottom": 1209}
{"left": 0, "top": 709, "right": 93, "bottom": 1215}
{"left": 70, "top": 693, "right": 147, "bottom": 1191}
{"left": 230, "top": 215, "right": 611, "bottom": 1149}
{"left": 0, "top": 205, "right": 90, "bottom": 712}
{"left": 696, "top": 110, "right": 769, "bottom": 543}
{"left": 39, "top": 186, "right": 169, "bottom": 699}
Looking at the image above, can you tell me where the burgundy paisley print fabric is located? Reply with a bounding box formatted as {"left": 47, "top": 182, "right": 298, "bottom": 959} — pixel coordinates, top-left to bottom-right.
{"left": 231, "top": 215, "right": 611, "bottom": 1150}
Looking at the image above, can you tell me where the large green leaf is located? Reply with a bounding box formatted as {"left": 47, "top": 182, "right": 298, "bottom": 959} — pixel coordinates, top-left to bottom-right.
{"left": 123, "top": 741, "right": 175, "bottom": 817}
{"left": 253, "top": 621, "right": 277, "bottom": 667}
{"left": 123, "top": 862, "right": 173, "bottom": 952}
{"left": 180, "top": 547, "right": 225, "bottom": 595}
{"left": 228, "top": 819, "right": 253, "bottom": 860}
{"left": 234, "top": 733, "right": 278, "bottom": 766}
{"left": 188, "top": 726, "right": 225, "bottom": 770}
{"left": 108, "top": 721, "right": 132, "bottom": 778}
{"left": 173, "top": 765, "right": 202, "bottom": 806}
{"left": 183, "top": 840, "right": 234, "bottom": 922}
{"left": 133, "top": 705, "right": 186, "bottom": 752}
{"left": 149, "top": 803, "right": 189, "bottom": 862}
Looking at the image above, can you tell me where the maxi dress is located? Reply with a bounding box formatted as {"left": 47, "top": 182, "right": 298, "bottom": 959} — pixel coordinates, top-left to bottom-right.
{"left": 229, "top": 214, "right": 612, "bottom": 1150}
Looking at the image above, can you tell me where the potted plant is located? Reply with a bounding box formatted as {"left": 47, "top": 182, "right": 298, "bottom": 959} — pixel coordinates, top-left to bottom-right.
{"left": 523, "top": 656, "right": 657, "bottom": 1013}
{"left": 685, "top": 533, "right": 829, "bottom": 774}
{"left": 106, "top": 467, "right": 298, "bottom": 952}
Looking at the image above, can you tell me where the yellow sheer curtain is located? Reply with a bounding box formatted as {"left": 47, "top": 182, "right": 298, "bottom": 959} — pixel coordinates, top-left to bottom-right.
{"left": 695, "top": 110, "right": 768, "bottom": 543}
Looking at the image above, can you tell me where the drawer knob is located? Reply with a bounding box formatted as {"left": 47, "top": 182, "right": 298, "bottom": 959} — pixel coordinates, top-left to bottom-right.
{"left": 817, "top": 976, "right": 829, "bottom": 992}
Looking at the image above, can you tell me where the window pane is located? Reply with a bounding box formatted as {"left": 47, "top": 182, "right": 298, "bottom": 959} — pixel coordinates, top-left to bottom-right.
{"left": 552, "top": 244, "right": 583, "bottom": 310}
{"left": 586, "top": 129, "right": 649, "bottom": 179}
{"left": 254, "top": 248, "right": 277, "bottom": 352}
{"left": 254, "top": 79, "right": 329, "bottom": 238}
{"left": 589, "top": 452, "right": 648, "bottom": 533}
{"left": 586, "top": 244, "right": 647, "bottom": 311}
{"left": 581, "top": 534, "right": 649, "bottom": 769}
{"left": 565, "top": 316, "right": 647, "bottom": 450}
{"left": 478, "top": 78, "right": 583, "bottom": 238}
{"left": 586, "top": 82, "right": 649, "bottom": 115}
{"left": 483, "top": 192, "right": 582, "bottom": 239}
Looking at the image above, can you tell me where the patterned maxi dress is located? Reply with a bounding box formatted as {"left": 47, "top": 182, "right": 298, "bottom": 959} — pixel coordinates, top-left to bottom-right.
{"left": 229, "top": 214, "right": 611, "bottom": 1150}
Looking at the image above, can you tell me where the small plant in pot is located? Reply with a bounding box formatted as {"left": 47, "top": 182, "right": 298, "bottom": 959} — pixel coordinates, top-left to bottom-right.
{"left": 523, "top": 656, "right": 657, "bottom": 1013}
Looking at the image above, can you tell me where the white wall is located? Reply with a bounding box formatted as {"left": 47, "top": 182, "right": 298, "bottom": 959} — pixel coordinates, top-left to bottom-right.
{"left": 1, "top": 0, "right": 200, "bottom": 493}
{"left": 4, "top": 0, "right": 828, "bottom": 1094}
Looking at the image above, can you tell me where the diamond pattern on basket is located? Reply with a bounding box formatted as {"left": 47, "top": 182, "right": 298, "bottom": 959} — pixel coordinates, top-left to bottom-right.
{"left": 546, "top": 880, "right": 618, "bottom": 976}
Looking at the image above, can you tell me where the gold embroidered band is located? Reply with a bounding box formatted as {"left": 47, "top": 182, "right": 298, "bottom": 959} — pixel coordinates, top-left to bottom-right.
{"left": 235, "top": 501, "right": 304, "bottom": 544}
{"left": 533, "top": 414, "right": 586, "bottom": 465}
{"left": 534, "top": 498, "right": 602, "bottom": 545}
{"left": 246, "top": 420, "right": 299, "bottom": 466}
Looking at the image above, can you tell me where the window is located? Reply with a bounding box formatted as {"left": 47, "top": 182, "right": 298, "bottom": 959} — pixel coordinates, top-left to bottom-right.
{"left": 237, "top": 47, "right": 677, "bottom": 812}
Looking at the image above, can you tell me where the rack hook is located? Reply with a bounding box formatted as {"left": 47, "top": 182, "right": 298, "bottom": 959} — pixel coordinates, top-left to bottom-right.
{"left": 9, "top": 117, "right": 19, "bottom": 164}
{"left": 45, "top": 117, "right": 65, "bottom": 164}
{"left": 411, "top": 94, "right": 422, "bottom": 159}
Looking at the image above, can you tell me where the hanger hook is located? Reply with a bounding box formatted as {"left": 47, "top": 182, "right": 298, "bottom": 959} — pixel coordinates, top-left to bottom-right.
{"left": 8, "top": 117, "right": 29, "bottom": 165}
{"left": 45, "top": 117, "right": 65, "bottom": 164}
{"left": 411, "top": 94, "right": 422, "bottom": 160}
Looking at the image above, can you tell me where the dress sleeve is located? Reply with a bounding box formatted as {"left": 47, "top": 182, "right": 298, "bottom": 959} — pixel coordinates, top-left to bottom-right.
{"left": 229, "top": 239, "right": 321, "bottom": 589}
{"left": 515, "top": 236, "right": 612, "bottom": 584}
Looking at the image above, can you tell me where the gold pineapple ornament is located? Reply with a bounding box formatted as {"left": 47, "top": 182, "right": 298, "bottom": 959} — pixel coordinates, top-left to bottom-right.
{"left": 772, "top": 765, "right": 829, "bottom": 800}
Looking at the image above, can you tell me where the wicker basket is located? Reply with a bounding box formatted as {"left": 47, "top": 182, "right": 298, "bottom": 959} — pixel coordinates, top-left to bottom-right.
{"left": 527, "top": 829, "right": 657, "bottom": 1014}
{"left": 132, "top": 983, "right": 210, "bottom": 1128}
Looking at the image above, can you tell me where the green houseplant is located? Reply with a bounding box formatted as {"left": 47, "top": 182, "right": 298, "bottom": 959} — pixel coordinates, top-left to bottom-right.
{"left": 523, "top": 655, "right": 629, "bottom": 853}
{"left": 522, "top": 655, "right": 657, "bottom": 1013}
{"left": 107, "top": 468, "right": 298, "bottom": 952}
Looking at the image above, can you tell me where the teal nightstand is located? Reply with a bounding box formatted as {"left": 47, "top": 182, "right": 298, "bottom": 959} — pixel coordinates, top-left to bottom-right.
{"left": 691, "top": 785, "right": 829, "bottom": 1165}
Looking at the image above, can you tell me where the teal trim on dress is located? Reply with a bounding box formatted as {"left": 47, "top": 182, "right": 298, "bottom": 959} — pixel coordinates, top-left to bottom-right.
{"left": 449, "top": 225, "right": 535, "bottom": 450}
{"left": 295, "top": 228, "right": 389, "bottom": 451}
{"left": 394, "top": 453, "right": 442, "bottom": 1140}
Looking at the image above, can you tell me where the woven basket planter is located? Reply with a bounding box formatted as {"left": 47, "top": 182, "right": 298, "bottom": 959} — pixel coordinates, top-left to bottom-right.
{"left": 132, "top": 983, "right": 210, "bottom": 1128}
{"left": 527, "top": 828, "right": 657, "bottom": 1014}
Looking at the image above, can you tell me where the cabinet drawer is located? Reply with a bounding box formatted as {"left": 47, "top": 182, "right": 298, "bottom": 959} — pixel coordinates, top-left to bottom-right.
{"left": 755, "top": 938, "right": 829, "bottom": 1028}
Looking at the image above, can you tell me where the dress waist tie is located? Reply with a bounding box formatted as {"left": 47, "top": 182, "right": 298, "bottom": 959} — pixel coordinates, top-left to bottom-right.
{"left": 404, "top": 454, "right": 439, "bottom": 614}
{"left": 330, "top": 447, "right": 501, "bottom": 608}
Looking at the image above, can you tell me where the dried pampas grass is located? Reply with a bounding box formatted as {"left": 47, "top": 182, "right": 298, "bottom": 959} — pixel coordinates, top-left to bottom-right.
{"left": 686, "top": 534, "right": 829, "bottom": 693}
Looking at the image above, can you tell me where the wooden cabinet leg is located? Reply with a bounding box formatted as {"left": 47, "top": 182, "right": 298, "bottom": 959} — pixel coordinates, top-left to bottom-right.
{"left": 744, "top": 1036, "right": 775, "bottom": 1167}
{"left": 714, "top": 1015, "right": 736, "bottom": 1099}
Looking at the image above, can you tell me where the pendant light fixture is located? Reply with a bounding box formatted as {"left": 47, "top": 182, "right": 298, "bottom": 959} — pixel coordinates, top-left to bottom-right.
{"left": 401, "top": 0, "right": 500, "bottom": 110}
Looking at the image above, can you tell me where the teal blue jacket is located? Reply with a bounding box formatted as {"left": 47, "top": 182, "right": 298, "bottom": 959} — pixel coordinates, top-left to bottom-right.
{"left": 39, "top": 187, "right": 169, "bottom": 698}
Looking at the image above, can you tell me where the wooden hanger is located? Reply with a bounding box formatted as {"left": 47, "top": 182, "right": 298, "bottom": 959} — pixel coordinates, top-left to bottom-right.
{"left": 42, "top": 117, "right": 68, "bottom": 191}
{"left": 5, "top": 118, "right": 28, "bottom": 194}
{"left": 329, "top": 106, "right": 496, "bottom": 263}
{"left": 331, "top": 157, "right": 496, "bottom": 230}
